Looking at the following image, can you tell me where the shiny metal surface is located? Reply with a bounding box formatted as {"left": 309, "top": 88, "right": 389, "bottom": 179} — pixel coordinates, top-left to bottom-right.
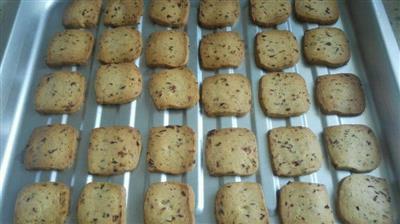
{"left": 0, "top": 0, "right": 399, "bottom": 223}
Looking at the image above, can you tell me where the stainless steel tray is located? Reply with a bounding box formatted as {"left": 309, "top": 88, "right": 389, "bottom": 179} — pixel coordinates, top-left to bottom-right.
{"left": 1, "top": 0, "right": 399, "bottom": 223}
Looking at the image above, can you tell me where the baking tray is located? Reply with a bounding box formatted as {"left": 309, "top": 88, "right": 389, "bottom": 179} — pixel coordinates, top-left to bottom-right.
{"left": 1, "top": 0, "right": 399, "bottom": 223}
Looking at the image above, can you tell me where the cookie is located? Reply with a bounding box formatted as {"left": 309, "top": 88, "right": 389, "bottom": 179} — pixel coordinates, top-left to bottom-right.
{"left": 198, "top": 0, "right": 240, "bottom": 29}
{"left": 35, "top": 71, "right": 86, "bottom": 114}
{"left": 144, "top": 182, "right": 195, "bottom": 224}
{"left": 324, "top": 125, "right": 380, "bottom": 172}
{"left": 46, "top": 29, "right": 94, "bottom": 67}
{"left": 303, "top": 27, "right": 350, "bottom": 67}
{"left": 147, "top": 125, "right": 196, "bottom": 175}
{"left": 255, "top": 30, "right": 300, "bottom": 71}
{"left": 98, "top": 27, "right": 142, "bottom": 64}
{"left": 63, "top": 0, "right": 102, "bottom": 28}
{"left": 104, "top": 0, "right": 143, "bottom": 26}
{"left": 279, "top": 182, "right": 334, "bottom": 224}
{"left": 337, "top": 174, "right": 393, "bottom": 224}
{"left": 295, "top": 0, "right": 339, "bottom": 25}
{"left": 250, "top": 0, "right": 291, "bottom": 27}
{"left": 77, "top": 182, "right": 126, "bottom": 224}
{"left": 206, "top": 128, "right": 259, "bottom": 176}
{"left": 268, "top": 127, "right": 322, "bottom": 177}
{"left": 315, "top": 73, "right": 365, "bottom": 116}
{"left": 201, "top": 74, "right": 252, "bottom": 117}
{"left": 88, "top": 126, "right": 142, "bottom": 176}
{"left": 215, "top": 182, "right": 269, "bottom": 224}
{"left": 199, "top": 32, "right": 245, "bottom": 70}
{"left": 259, "top": 72, "right": 310, "bottom": 118}
{"left": 149, "top": 0, "right": 190, "bottom": 27}
{"left": 24, "top": 124, "right": 79, "bottom": 170}
{"left": 149, "top": 67, "right": 199, "bottom": 110}
{"left": 145, "top": 30, "right": 189, "bottom": 68}
{"left": 95, "top": 63, "right": 142, "bottom": 104}
{"left": 14, "top": 182, "right": 70, "bottom": 224}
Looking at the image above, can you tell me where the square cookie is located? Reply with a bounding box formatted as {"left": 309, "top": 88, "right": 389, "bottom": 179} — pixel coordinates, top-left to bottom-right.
{"left": 88, "top": 126, "right": 142, "bottom": 176}
{"left": 46, "top": 29, "right": 94, "bottom": 67}
{"left": 255, "top": 30, "right": 300, "bottom": 71}
{"left": 77, "top": 182, "right": 126, "bottom": 224}
{"left": 149, "top": 67, "right": 199, "bottom": 110}
{"left": 144, "top": 182, "right": 195, "bottom": 224}
{"left": 303, "top": 27, "right": 350, "bottom": 67}
{"left": 199, "top": 32, "right": 245, "bottom": 70}
{"left": 14, "top": 182, "right": 70, "bottom": 224}
{"left": 295, "top": 0, "right": 339, "bottom": 25}
{"left": 324, "top": 125, "right": 381, "bottom": 172}
{"left": 259, "top": 72, "right": 310, "bottom": 118}
{"left": 63, "top": 0, "right": 102, "bottom": 28}
{"left": 98, "top": 27, "right": 142, "bottom": 64}
{"left": 216, "top": 182, "right": 269, "bottom": 224}
{"left": 337, "top": 174, "right": 393, "bottom": 224}
{"left": 206, "top": 128, "right": 258, "bottom": 176}
{"left": 198, "top": 0, "right": 240, "bottom": 29}
{"left": 250, "top": 0, "right": 291, "bottom": 27}
{"left": 35, "top": 71, "right": 86, "bottom": 114}
{"left": 95, "top": 63, "right": 142, "bottom": 104}
{"left": 145, "top": 30, "right": 189, "bottom": 68}
{"left": 24, "top": 124, "right": 79, "bottom": 170}
{"left": 268, "top": 127, "right": 322, "bottom": 177}
{"left": 201, "top": 74, "right": 251, "bottom": 117}
{"left": 149, "top": 0, "right": 190, "bottom": 27}
{"left": 147, "top": 125, "right": 196, "bottom": 174}
{"left": 315, "top": 73, "right": 365, "bottom": 116}
{"left": 104, "top": 0, "right": 143, "bottom": 26}
{"left": 279, "top": 182, "right": 334, "bottom": 224}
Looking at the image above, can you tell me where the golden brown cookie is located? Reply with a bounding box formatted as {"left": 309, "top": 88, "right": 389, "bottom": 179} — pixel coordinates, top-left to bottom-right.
{"left": 250, "top": 0, "right": 291, "bottom": 27}
{"left": 303, "top": 27, "right": 350, "bottom": 67}
{"left": 46, "top": 29, "right": 94, "bottom": 67}
{"left": 199, "top": 32, "right": 244, "bottom": 70}
{"left": 95, "top": 63, "right": 142, "bottom": 104}
{"left": 149, "top": 0, "right": 190, "bottom": 27}
{"left": 88, "top": 126, "right": 142, "bottom": 176}
{"left": 201, "top": 74, "right": 252, "bottom": 117}
{"left": 337, "top": 174, "right": 393, "bottom": 224}
{"left": 35, "top": 71, "right": 86, "bottom": 114}
{"left": 279, "top": 182, "right": 334, "bottom": 224}
{"left": 63, "top": 0, "right": 102, "bottom": 28}
{"left": 149, "top": 67, "right": 199, "bottom": 110}
{"left": 315, "top": 73, "right": 365, "bottom": 116}
{"left": 144, "top": 182, "right": 195, "bottom": 224}
{"left": 215, "top": 182, "right": 269, "bottom": 224}
{"left": 324, "top": 124, "right": 380, "bottom": 172}
{"left": 206, "top": 128, "right": 259, "bottom": 176}
{"left": 147, "top": 125, "right": 196, "bottom": 175}
{"left": 98, "top": 27, "right": 142, "bottom": 64}
{"left": 268, "top": 127, "right": 322, "bottom": 177}
{"left": 14, "top": 182, "right": 70, "bottom": 224}
{"left": 255, "top": 30, "right": 300, "bottom": 71}
{"left": 77, "top": 182, "right": 126, "bottom": 224}
{"left": 145, "top": 30, "right": 189, "bottom": 68}
{"left": 198, "top": 0, "right": 240, "bottom": 29}
{"left": 24, "top": 124, "right": 79, "bottom": 170}
{"left": 259, "top": 72, "right": 310, "bottom": 117}
{"left": 104, "top": 0, "right": 143, "bottom": 26}
{"left": 295, "top": 0, "right": 339, "bottom": 25}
